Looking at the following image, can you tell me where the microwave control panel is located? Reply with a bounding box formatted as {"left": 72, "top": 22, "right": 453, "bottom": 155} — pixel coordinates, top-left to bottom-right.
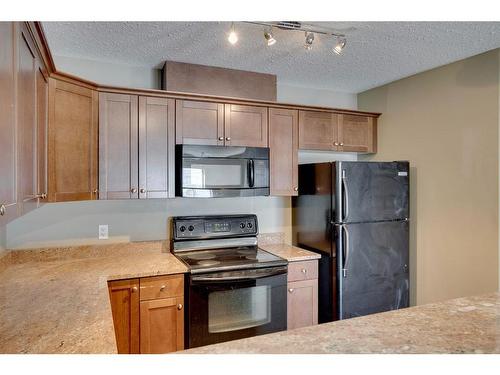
{"left": 173, "top": 215, "right": 258, "bottom": 239}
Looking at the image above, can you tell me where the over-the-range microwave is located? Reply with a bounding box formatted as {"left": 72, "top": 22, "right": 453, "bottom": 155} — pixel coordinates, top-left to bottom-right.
{"left": 175, "top": 145, "right": 270, "bottom": 198}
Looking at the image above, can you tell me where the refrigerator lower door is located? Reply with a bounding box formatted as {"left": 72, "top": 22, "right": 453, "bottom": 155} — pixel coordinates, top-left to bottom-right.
{"left": 335, "top": 161, "right": 409, "bottom": 223}
{"left": 338, "top": 221, "right": 409, "bottom": 319}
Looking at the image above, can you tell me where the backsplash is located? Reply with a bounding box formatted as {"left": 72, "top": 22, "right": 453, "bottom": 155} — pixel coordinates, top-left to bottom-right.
{"left": 6, "top": 197, "right": 291, "bottom": 249}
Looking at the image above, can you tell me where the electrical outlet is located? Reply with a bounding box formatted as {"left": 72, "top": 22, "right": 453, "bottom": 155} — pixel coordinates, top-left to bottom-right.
{"left": 98, "top": 225, "right": 108, "bottom": 240}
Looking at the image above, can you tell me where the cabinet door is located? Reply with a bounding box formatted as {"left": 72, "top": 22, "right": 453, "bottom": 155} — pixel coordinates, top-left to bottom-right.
{"left": 138, "top": 97, "right": 175, "bottom": 199}
{"left": 48, "top": 78, "right": 98, "bottom": 202}
{"left": 36, "top": 64, "right": 48, "bottom": 205}
{"left": 338, "top": 114, "right": 377, "bottom": 153}
{"left": 298, "top": 111, "right": 338, "bottom": 151}
{"left": 287, "top": 279, "right": 318, "bottom": 330}
{"left": 108, "top": 279, "right": 140, "bottom": 354}
{"left": 176, "top": 100, "right": 224, "bottom": 145}
{"left": 269, "top": 108, "right": 298, "bottom": 196}
{"left": 224, "top": 104, "right": 268, "bottom": 147}
{"left": 140, "top": 296, "right": 184, "bottom": 354}
{"left": 99, "top": 92, "right": 139, "bottom": 199}
{"left": 0, "top": 22, "right": 17, "bottom": 225}
{"left": 17, "top": 27, "right": 37, "bottom": 215}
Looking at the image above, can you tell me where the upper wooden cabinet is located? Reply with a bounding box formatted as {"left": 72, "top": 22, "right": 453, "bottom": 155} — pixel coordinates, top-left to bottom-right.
{"left": 269, "top": 108, "right": 298, "bottom": 196}
{"left": 17, "top": 27, "right": 38, "bottom": 215}
{"left": 108, "top": 279, "right": 140, "bottom": 354}
{"left": 224, "top": 104, "right": 268, "bottom": 147}
{"left": 176, "top": 100, "right": 224, "bottom": 145}
{"left": 299, "top": 110, "right": 377, "bottom": 153}
{"left": 0, "top": 22, "right": 17, "bottom": 225}
{"left": 99, "top": 92, "right": 139, "bottom": 199}
{"left": 175, "top": 100, "right": 268, "bottom": 147}
{"left": 48, "top": 78, "right": 98, "bottom": 202}
{"left": 338, "top": 114, "right": 377, "bottom": 153}
{"left": 99, "top": 93, "right": 175, "bottom": 200}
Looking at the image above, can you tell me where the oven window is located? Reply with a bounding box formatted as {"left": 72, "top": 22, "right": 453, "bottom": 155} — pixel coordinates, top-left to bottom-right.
{"left": 208, "top": 285, "right": 271, "bottom": 333}
{"left": 183, "top": 158, "right": 247, "bottom": 189}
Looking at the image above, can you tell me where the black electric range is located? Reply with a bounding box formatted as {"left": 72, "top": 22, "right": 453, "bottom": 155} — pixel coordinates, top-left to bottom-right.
{"left": 171, "top": 214, "right": 288, "bottom": 349}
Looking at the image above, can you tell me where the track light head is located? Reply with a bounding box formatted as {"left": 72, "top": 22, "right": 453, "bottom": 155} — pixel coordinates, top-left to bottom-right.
{"left": 304, "top": 32, "right": 314, "bottom": 50}
{"left": 333, "top": 37, "right": 347, "bottom": 55}
{"left": 228, "top": 23, "right": 238, "bottom": 45}
{"left": 264, "top": 29, "right": 276, "bottom": 46}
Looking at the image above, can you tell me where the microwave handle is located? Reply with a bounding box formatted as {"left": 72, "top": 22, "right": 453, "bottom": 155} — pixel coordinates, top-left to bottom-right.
{"left": 248, "top": 159, "right": 255, "bottom": 188}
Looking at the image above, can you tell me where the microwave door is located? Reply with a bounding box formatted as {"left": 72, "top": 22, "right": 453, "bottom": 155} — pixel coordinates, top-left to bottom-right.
{"left": 183, "top": 158, "right": 250, "bottom": 190}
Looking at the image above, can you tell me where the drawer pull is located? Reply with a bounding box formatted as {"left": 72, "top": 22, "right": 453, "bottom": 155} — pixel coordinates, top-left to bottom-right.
{"left": 288, "top": 288, "right": 294, "bottom": 293}
{"left": 160, "top": 285, "right": 166, "bottom": 291}
{"left": 177, "top": 304, "right": 183, "bottom": 310}
{"left": 301, "top": 268, "right": 307, "bottom": 274}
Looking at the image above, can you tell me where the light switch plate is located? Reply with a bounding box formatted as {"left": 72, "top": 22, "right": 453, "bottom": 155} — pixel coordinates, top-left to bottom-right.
{"left": 99, "top": 225, "right": 108, "bottom": 240}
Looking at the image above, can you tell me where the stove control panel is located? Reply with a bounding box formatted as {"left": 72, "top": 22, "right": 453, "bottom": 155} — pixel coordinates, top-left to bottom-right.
{"left": 172, "top": 215, "right": 258, "bottom": 239}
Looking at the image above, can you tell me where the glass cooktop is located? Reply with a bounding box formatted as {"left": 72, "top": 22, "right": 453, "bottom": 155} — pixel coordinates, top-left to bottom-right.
{"left": 175, "top": 246, "right": 287, "bottom": 274}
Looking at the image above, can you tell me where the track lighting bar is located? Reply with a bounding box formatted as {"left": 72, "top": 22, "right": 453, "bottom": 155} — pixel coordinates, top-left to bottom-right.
{"left": 244, "top": 21, "right": 346, "bottom": 38}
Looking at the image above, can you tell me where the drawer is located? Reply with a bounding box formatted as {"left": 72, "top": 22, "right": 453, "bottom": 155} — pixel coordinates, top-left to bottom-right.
{"left": 140, "top": 274, "right": 184, "bottom": 301}
{"left": 288, "top": 260, "right": 318, "bottom": 282}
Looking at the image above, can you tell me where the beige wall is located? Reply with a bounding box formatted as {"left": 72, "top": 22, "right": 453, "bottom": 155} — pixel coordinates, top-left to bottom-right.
{"left": 358, "top": 50, "right": 500, "bottom": 305}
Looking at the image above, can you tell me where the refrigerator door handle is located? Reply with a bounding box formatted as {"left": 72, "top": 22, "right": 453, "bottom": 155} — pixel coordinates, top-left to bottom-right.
{"left": 342, "top": 224, "right": 349, "bottom": 278}
{"left": 342, "top": 169, "right": 349, "bottom": 222}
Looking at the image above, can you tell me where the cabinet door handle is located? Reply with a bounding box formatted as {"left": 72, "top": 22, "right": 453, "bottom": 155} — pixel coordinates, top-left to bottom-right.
{"left": 225, "top": 137, "right": 231, "bottom": 141}
{"left": 35, "top": 193, "right": 47, "bottom": 199}
{"left": 177, "top": 304, "right": 183, "bottom": 310}
{"left": 218, "top": 136, "right": 224, "bottom": 141}
{"left": 294, "top": 187, "right": 298, "bottom": 192}
{"left": 131, "top": 286, "right": 138, "bottom": 292}
{"left": 131, "top": 188, "right": 137, "bottom": 193}
{"left": 339, "top": 142, "right": 344, "bottom": 146}
{"left": 334, "top": 142, "right": 339, "bottom": 146}
{"left": 288, "top": 288, "right": 294, "bottom": 293}
{"left": 140, "top": 188, "right": 146, "bottom": 194}
{"left": 93, "top": 189, "right": 98, "bottom": 194}
{"left": 0, "top": 204, "right": 5, "bottom": 216}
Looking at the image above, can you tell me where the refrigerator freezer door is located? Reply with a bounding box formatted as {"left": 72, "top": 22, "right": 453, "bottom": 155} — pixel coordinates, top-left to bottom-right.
{"left": 338, "top": 221, "right": 409, "bottom": 319}
{"left": 335, "top": 161, "right": 409, "bottom": 223}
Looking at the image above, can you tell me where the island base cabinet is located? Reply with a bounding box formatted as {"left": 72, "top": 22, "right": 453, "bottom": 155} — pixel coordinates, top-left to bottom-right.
{"left": 140, "top": 297, "right": 184, "bottom": 354}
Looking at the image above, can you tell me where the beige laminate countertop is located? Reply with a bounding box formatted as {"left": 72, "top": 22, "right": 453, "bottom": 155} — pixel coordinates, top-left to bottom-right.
{"left": 260, "top": 244, "right": 321, "bottom": 262}
{"left": 184, "top": 292, "right": 500, "bottom": 354}
{"left": 0, "top": 241, "right": 187, "bottom": 354}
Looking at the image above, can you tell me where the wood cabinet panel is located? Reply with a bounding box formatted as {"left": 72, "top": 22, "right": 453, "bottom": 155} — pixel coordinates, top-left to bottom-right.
{"left": 139, "top": 274, "right": 183, "bottom": 301}
{"left": 0, "top": 22, "right": 17, "bottom": 225}
{"left": 108, "top": 279, "right": 140, "bottom": 354}
{"left": 138, "top": 97, "right": 175, "bottom": 198}
{"left": 288, "top": 260, "right": 318, "bottom": 282}
{"left": 17, "top": 29, "right": 37, "bottom": 215}
{"left": 99, "top": 92, "right": 139, "bottom": 199}
{"left": 140, "top": 296, "right": 184, "bottom": 354}
{"left": 176, "top": 100, "right": 224, "bottom": 145}
{"left": 36, "top": 65, "right": 48, "bottom": 204}
{"left": 224, "top": 104, "right": 268, "bottom": 147}
{"left": 48, "top": 78, "right": 98, "bottom": 202}
{"left": 338, "top": 114, "right": 377, "bottom": 153}
{"left": 298, "top": 111, "right": 338, "bottom": 151}
{"left": 287, "top": 279, "right": 318, "bottom": 330}
{"left": 269, "top": 108, "right": 298, "bottom": 196}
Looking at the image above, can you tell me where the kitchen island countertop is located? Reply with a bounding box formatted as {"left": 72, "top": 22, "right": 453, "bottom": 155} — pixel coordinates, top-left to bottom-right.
{"left": 184, "top": 292, "right": 500, "bottom": 354}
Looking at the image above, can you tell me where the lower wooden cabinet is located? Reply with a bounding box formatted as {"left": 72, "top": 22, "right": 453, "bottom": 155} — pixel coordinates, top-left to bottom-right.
{"left": 108, "top": 274, "right": 184, "bottom": 354}
{"left": 287, "top": 260, "right": 319, "bottom": 330}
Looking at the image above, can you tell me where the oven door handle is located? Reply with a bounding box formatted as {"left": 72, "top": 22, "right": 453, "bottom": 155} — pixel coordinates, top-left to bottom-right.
{"left": 191, "top": 266, "right": 287, "bottom": 283}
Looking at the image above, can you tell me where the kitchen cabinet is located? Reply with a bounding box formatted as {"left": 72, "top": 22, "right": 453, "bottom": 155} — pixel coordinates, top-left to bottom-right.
{"left": 299, "top": 110, "right": 377, "bottom": 153}
{"left": 269, "top": 108, "right": 298, "bottom": 196}
{"left": 287, "top": 260, "right": 318, "bottom": 330}
{"left": 0, "top": 22, "right": 17, "bottom": 225}
{"left": 176, "top": 100, "right": 224, "bottom": 145}
{"left": 338, "top": 114, "right": 377, "bottom": 153}
{"left": 108, "top": 278, "right": 140, "bottom": 354}
{"left": 99, "top": 93, "right": 175, "bottom": 199}
{"left": 48, "top": 78, "right": 98, "bottom": 202}
{"left": 175, "top": 100, "right": 268, "bottom": 147}
{"left": 139, "top": 274, "right": 184, "bottom": 354}
{"left": 224, "top": 104, "right": 268, "bottom": 147}
{"left": 107, "top": 274, "right": 184, "bottom": 354}
{"left": 17, "top": 26, "right": 38, "bottom": 215}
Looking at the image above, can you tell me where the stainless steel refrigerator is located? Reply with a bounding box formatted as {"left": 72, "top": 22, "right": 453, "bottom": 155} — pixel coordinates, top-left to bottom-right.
{"left": 293, "top": 161, "right": 409, "bottom": 322}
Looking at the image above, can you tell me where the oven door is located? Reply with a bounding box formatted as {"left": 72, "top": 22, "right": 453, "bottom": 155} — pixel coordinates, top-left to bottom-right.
{"left": 179, "top": 157, "right": 269, "bottom": 197}
{"left": 187, "top": 266, "right": 287, "bottom": 348}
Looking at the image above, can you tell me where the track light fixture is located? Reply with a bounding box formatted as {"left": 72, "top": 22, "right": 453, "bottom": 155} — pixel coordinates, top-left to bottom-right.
{"left": 228, "top": 22, "right": 238, "bottom": 45}
{"left": 333, "top": 37, "right": 347, "bottom": 55}
{"left": 264, "top": 29, "right": 276, "bottom": 46}
{"left": 304, "top": 32, "right": 315, "bottom": 50}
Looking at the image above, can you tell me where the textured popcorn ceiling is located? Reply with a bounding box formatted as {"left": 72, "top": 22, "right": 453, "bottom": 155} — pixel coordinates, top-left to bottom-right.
{"left": 42, "top": 21, "right": 500, "bottom": 93}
